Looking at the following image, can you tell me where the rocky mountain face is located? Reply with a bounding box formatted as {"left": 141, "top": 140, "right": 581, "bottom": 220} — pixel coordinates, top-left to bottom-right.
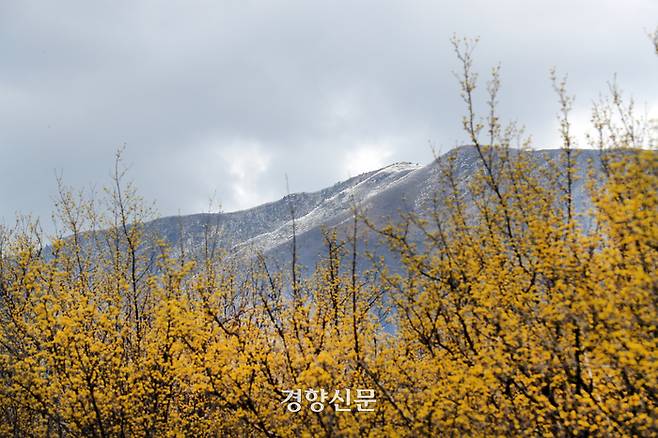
{"left": 146, "top": 146, "right": 604, "bottom": 273}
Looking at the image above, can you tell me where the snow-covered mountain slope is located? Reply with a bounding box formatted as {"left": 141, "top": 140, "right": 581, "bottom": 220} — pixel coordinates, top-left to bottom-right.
{"left": 147, "top": 146, "right": 606, "bottom": 270}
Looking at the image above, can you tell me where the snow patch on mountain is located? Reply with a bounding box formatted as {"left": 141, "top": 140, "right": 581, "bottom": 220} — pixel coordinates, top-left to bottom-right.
{"left": 236, "top": 162, "right": 422, "bottom": 254}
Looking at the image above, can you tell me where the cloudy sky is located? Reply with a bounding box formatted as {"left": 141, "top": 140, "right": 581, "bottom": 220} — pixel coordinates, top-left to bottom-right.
{"left": 1, "top": 0, "right": 656, "bottom": 232}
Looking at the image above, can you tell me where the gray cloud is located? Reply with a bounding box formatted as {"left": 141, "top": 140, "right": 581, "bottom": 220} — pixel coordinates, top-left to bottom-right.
{"left": 1, "top": 0, "right": 656, "bottom": 233}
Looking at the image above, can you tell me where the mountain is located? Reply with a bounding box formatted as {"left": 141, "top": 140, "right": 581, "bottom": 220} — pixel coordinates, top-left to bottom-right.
{"left": 146, "top": 146, "right": 604, "bottom": 272}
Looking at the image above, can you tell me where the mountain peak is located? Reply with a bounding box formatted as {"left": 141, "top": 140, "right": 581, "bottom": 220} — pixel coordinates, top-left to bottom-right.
{"left": 149, "top": 147, "right": 614, "bottom": 269}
